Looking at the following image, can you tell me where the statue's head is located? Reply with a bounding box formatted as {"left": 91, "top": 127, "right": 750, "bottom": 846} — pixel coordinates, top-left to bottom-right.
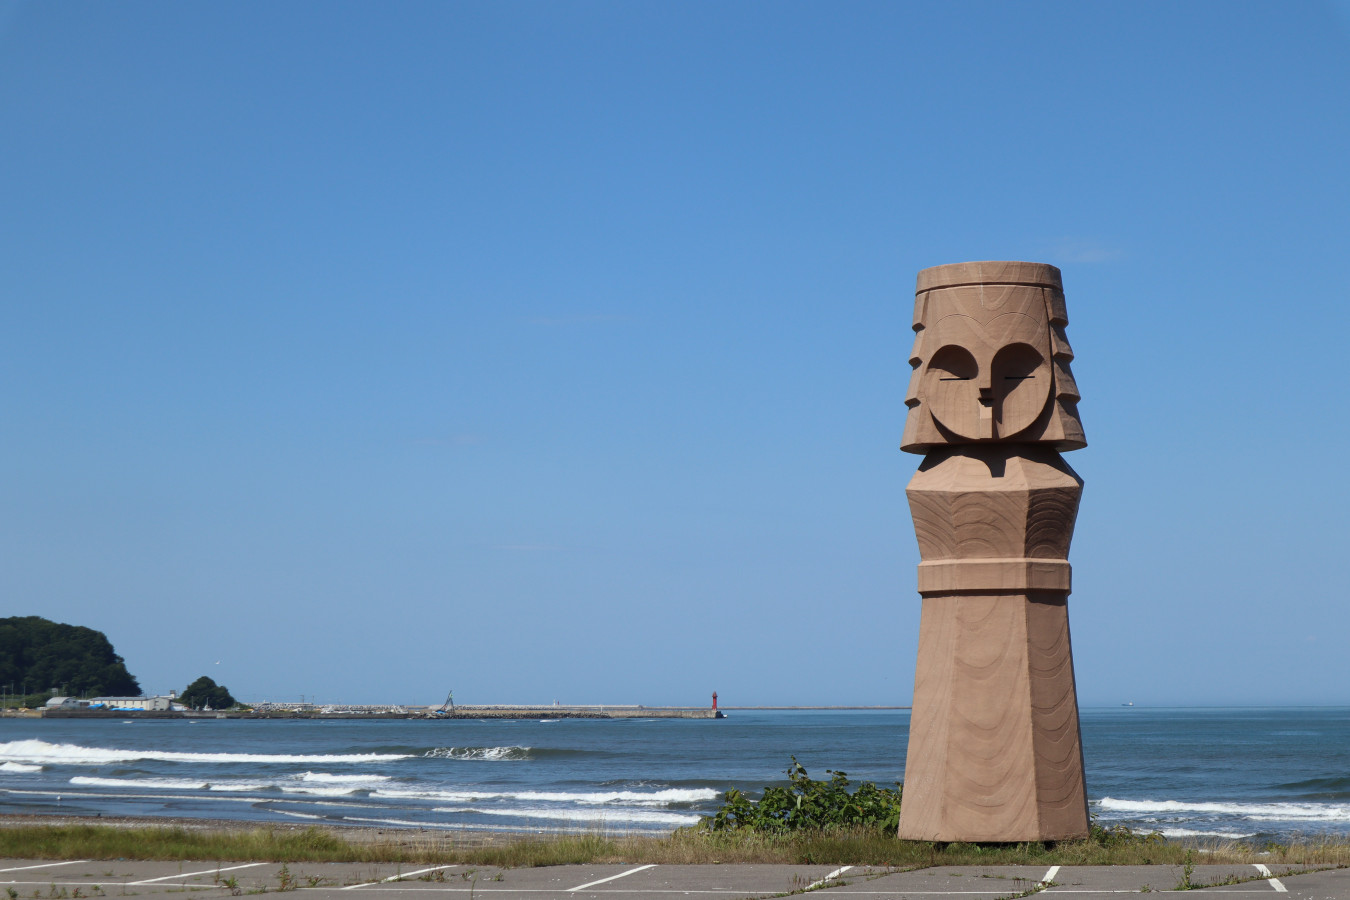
{"left": 901, "top": 261, "right": 1085, "bottom": 453}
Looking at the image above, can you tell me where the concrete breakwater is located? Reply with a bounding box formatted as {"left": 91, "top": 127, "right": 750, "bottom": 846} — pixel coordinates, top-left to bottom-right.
{"left": 437, "top": 706, "right": 722, "bottom": 720}
{"left": 41, "top": 705, "right": 723, "bottom": 720}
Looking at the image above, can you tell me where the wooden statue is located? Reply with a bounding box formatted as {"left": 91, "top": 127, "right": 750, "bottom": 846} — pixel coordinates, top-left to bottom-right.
{"left": 897, "top": 261, "right": 1089, "bottom": 842}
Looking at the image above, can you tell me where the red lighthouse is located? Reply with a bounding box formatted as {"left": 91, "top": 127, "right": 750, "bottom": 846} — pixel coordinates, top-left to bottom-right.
{"left": 711, "top": 691, "right": 718, "bottom": 711}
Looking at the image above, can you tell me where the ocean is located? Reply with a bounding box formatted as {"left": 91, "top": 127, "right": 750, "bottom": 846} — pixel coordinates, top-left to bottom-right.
{"left": 2, "top": 708, "right": 1348, "bottom": 842}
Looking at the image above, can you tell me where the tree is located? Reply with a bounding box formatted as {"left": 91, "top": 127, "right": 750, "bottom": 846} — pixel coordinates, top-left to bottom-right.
{"left": 0, "top": 617, "right": 140, "bottom": 705}
{"left": 180, "top": 675, "right": 236, "bottom": 710}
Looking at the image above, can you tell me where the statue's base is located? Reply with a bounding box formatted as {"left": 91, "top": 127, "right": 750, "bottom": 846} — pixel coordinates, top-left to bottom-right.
{"left": 897, "top": 592, "right": 1089, "bottom": 842}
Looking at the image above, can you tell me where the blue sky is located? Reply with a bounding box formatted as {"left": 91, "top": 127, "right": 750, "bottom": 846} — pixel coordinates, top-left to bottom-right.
{"left": 2, "top": 1, "right": 1347, "bottom": 708}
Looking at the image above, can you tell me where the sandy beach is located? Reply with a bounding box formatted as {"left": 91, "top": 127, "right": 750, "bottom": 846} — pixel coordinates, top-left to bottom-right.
{"left": 0, "top": 812, "right": 527, "bottom": 850}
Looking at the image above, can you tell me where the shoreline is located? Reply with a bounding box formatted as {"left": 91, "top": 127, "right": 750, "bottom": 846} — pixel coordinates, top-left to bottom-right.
{"left": 0, "top": 812, "right": 544, "bottom": 849}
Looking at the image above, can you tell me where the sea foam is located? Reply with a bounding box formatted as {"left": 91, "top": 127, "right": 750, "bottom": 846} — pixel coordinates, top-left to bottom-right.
{"left": 433, "top": 805, "right": 701, "bottom": 826}
{"left": 1157, "top": 827, "right": 1258, "bottom": 839}
{"left": 0, "top": 762, "right": 42, "bottom": 773}
{"left": 1099, "top": 797, "right": 1350, "bottom": 822}
{"left": 279, "top": 785, "right": 371, "bottom": 797}
{"left": 67, "top": 772, "right": 391, "bottom": 795}
{"left": 373, "top": 786, "right": 718, "bottom": 805}
{"left": 71, "top": 776, "right": 210, "bottom": 791}
{"left": 339, "top": 815, "right": 565, "bottom": 834}
{"left": 298, "top": 772, "right": 393, "bottom": 784}
{"left": 11, "top": 787, "right": 382, "bottom": 810}
{"left": 422, "top": 747, "right": 531, "bottom": 761}
{"left": 0, "top": 739, "right": 410, "bottom": 766}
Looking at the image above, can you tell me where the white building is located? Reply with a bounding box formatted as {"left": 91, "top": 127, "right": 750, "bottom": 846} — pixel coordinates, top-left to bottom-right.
{"left": 44, "top": 697, "right": 90, "bottom": 709}
{"left": 88, "top": 695, "right": 174, "bottom": 711}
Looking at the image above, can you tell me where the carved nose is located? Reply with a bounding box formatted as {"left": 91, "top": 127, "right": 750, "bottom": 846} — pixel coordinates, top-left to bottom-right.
{"left": 976, "top": 373, "right": 996, "bottom": 437}
{"left": 976, "top": 369, "right": 995, "bottom": 398}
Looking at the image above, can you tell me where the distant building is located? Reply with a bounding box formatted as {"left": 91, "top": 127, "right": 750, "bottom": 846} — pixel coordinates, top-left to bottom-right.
{"left": 44, "top": 697, "right": 90, "bottom": 709}
{"left": 88, "top": 695, "right": 174, "bottom": 711}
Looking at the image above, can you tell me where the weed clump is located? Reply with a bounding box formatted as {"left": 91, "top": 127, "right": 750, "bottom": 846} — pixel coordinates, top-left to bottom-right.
{"left": 699, "top": 758, "right": 902, "bottom": 834}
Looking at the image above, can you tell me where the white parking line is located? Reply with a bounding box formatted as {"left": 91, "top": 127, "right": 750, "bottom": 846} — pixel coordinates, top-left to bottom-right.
{"left": 1252, "top": 863, "right": 1288, "bottom": 893}
{"left": 381, "top": 865, "right": 460, "bottom": 883}
{"left": 0, "top": 890, "right": 1072, "bottom": 897}
{"left": 807, "top": 866, "right": 854, "bottom": 889}
{"left": 569, "top": 864, "right": 657, "bottom": 892}
{"left": 128, "top": 862, "right": 267, "bottom": 885}
{"left": 318, "top": 891, "right": 805, "bottom": 896}
{"left": 271, "top": 891, "right": 1045, "bottom": 896}
{"left": 0, "top": 862, "right": 89, "bottom": 874}
{"left": 343, "top": 866, "right": 460, "bottom": 890}
{"left": 376, "top": 865, "right": 461, "bottom": 885}
{"left": 1041, "top": 865, "right": 1060, "bottom": 885}
{"left": 309, "top": 891, "right": 1078, "bottom": 896}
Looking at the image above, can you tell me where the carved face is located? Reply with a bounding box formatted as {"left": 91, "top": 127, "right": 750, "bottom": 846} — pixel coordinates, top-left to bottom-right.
{"left": 902, "top": 261, "right": 1085, "bottom": 453}
{"left": 921, "top": 312, "right": 1052, "bottom": 440}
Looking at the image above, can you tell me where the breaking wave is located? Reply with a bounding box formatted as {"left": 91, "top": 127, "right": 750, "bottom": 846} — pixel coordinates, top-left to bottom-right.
{"left": 72, "top": 776, "right": 210, "bottom": 790}
{"left": 422, "top": 746, "right": 532, "bottom": 761}
{"left": 374, "top": 786, "right": 718, "bottom": 805}
{"left": 1156, "top": 827, "right": 1258, "bottom": 839}
{"left": 432, "top": 805, "right": 700, "bottom": 826}
{"left": 69, "top": 772, "right": 394, "bottom": 796}
{"left": 0, "top": 762, "right": 42, "bottom": 773}
{"left": 0, "top": 739, "right": 410, "bottom": 766}
{"left": 298, "top": 772, "right": 393, "bottom": 784}
{"left": 1099, "top": 797, "right": 1350, "bottom": 823}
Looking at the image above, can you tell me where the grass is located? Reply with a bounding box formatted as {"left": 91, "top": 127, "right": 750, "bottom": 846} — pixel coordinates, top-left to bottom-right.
{"left": 0, "top": 827, "right": 387, "bottom": 864}
{"left": 3, "top": 823, "right": 1350, "bottom": 869}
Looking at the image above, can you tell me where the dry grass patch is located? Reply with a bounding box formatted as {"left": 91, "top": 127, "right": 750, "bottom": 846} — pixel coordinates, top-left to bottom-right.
{"left": 3, "top": 823, "right": 1350, "bottom": 870}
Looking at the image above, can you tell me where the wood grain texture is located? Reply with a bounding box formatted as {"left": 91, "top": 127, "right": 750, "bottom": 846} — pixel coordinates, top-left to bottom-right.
{"left": 902, "top": 261, "right": 1086, "bottom": 453}
{"left": 898, "top": 447, "right": 1088, "bottom": 842}
{"left": 897, "top": 594, "right": 1088, "bottom": 841}
{"left": 908, "top": 446, "right": 1083, "bottom": 565}
{"left": 1026, "top": 591, "right": 1089, "bottom": 837}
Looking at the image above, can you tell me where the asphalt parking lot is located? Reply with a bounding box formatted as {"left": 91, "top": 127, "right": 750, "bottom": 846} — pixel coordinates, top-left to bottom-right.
{"left": 3, "top": 858, "right": 1347, "bottom": 898}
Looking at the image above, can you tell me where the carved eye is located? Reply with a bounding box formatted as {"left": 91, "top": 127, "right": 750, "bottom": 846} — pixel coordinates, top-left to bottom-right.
{"left": 990, "top": 342, "right": 1052, "bottom": 437}
{"left": 993, "top": 343, "right": 1043, "bottom": 382}
{"left": 928, "top": 346, "right": 977, "bottom": 382}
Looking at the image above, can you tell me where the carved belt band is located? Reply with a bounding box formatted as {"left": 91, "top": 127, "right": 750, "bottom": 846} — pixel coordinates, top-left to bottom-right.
{"left": 916, "top": 558, "right": 1072, "bottom": 594}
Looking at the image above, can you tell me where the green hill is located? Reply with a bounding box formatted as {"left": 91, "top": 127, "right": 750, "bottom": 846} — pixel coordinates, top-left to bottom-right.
{"left": 0, "top": 616, "right": 141, "bottom": 706}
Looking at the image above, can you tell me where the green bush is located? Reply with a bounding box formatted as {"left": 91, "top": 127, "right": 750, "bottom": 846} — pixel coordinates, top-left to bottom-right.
{"left": 700, "top": 757, "right": 902, "bottom": 833}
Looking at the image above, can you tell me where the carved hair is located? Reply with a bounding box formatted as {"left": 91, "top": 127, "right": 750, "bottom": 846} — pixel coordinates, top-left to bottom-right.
{"left": 902, "top": 261, "right": 1085, "bottom": 453}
